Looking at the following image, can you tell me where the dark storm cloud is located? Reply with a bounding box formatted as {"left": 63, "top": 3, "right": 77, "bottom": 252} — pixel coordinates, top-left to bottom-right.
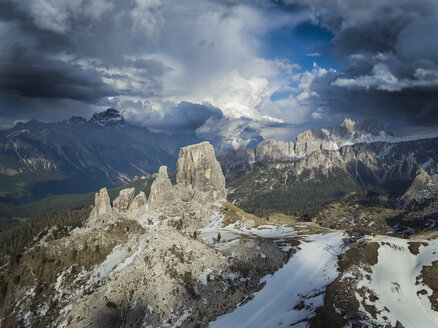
{"left": 0, "top": 0, "right": 436, "bottom": 137}
{"left": 125, "top": 101, "right": 225, "bottom": 134}
{"left": 310, "top": 69, "right": 438, "bottom": 129}
{"left": 287, "top": 0, "right": 438, "bottom": 130}
{"left": 151, "top": 102, "right": 225, "bottom": 134}
{"left": 0, "top": 0, "right": 165, "bottom": 123}
{"left": 0, "top": 48, "right": 116, "bottom": 101}
{"left": 201, "top": 0, "right": 438, "bottom": 132}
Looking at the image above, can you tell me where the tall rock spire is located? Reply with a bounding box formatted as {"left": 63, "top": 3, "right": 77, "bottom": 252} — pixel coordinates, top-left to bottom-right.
{"left": 176, "top": 141, "right": 227, "bottom": 201}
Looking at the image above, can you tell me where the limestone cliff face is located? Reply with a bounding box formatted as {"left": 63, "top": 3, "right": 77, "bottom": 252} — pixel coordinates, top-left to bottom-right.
{"left": 89, "top": 141, "right": 228, "bottom": 215}
{"left": 295, "top": 130, "right": 327, "bottom": 157}
{"left": 255, "top": 140, "right": 294, "bottom": 162}
{"left": 89, "top": 187, "right": 112, "bottom": 220}
{"left": 129, "top": 191, "right": 147, "bottom": 210}
{"left": 230, "top": 118, "right": 389, "bottom": 163}
{"left": 148, "top": 166, "right": 174, "bottom": 210}
{"left": 176, "top": 141, "right": 227, "bottom": 201}
{"left": 329, "top": 117, "right": 361, "bottom": 144}
{"left": 113, "top": 188, "right": 135, "bottom": 211}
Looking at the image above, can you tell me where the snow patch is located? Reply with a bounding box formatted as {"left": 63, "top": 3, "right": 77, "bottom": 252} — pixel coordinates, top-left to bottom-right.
{"left": 209, "top": 232, "right": 344, "bottom": 328}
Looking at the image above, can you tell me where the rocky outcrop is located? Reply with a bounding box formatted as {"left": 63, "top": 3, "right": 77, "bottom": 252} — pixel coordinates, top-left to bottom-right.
{"left": 89, "top": 187, "right": 112, "bottom": 220}
{"left": 147, "top": 141, "right": 227, "bottom": 211}
{"left": 329, "top": 117, "right": 361, "bottom": 144}
{"left": 148, "top": 166, "right": 174, "bottom": 210}
{"left": 255, "top": 140, "right": 294, "bottom": 162}
{"left": 173, "top": 184, "right": 195, "bottom": 202}
{"left": 401, "top": 169, "right": 438, "bottom": 207}
{"left": 294, "top": 128, "right": 342, "bottom": 158}
{"left": 129, "top": 191, "right": 147, "bottom": 210}
{"left": 176, "top": 141, "right": 227, "bottom": 201}
{"left": 113, "top": 188, "right": 135, "bottom": 211}
{"left": 295, "top": 130, "right": 326, "bottom": 157}
{"left": 89, "top": 108, "right": 126, "bottom": 127}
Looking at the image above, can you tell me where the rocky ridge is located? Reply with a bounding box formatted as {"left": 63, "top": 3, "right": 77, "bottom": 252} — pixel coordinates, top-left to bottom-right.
{"left": 15, "top": 141, "right": 288, "bottom": 328}
{"left": 220, "top": 129, "right": 438, "bottom": 190}
{"left": 250, "top": 118, "right": 392, "bottom": 162}
{"left": 401, "top": 169, "right": 438, "bottom": 208}
{"left": 0, "top": 108, "right": 200, "bottom": 203}
{"left": 2, "top": 141, "right": 438, "bottom": 328}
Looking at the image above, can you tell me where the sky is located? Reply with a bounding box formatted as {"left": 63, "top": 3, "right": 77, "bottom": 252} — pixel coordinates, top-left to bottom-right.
{"left": 0, "top": 0, "right": 437, "bottom": 141}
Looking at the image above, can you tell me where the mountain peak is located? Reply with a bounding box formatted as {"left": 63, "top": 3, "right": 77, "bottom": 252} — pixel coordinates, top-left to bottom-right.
{"left": 67, "top": 116, "right": 87, "bottom": 124}
{"left": 360, "top": 119, "right": 384, "bottom": 136}
{"left": 340, "top": 117, "right": 358, "bottom": 130}
{"left": 89, "top": 108, "right": 125, "bottom": 127}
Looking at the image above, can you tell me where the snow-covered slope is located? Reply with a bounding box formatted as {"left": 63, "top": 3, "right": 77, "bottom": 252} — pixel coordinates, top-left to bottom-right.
{"left": 209, "top": 232, "right": 343, "bottom": 328}
{"left": 356, "top": 237, "right": 438, "bottom": 328}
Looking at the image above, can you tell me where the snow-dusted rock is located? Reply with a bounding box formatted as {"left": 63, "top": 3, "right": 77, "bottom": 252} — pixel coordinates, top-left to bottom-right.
{"left": 401, "top": 168, "right": 438, "bottom": 207}
{"left": 113, "top": 187, "right": 135, "bottom": 211}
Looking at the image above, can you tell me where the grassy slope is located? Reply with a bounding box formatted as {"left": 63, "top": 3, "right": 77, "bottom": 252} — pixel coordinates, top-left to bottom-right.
{"left": 227, "top": 163, "right": 363, "bottom": 216}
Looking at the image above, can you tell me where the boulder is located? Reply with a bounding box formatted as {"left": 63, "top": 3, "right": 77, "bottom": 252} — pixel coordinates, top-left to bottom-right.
{"left": 113, "top": 188, "right": 135, "bottom": 211}
{"left": 148, "top": 166, "right": 174, "bottom": 210}
{"left": 176, "top": 141, "right": 227, "bottom": 201}
{"left": 89, "top": 187, "right": 112, "bottom": 220}
{"left": 129, "top": 191, "right": 147, "bottom": 210}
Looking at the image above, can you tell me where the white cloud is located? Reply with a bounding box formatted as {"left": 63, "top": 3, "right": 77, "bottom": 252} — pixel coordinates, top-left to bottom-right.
{"left": 131, "top": 0, "right": 164, "bottom": 38}
{"left": 15, "top": 0, "right": 113, "bottom": 34}
{"left": 2, "top": 0, "right": 341, "bottom": 138}
{"left": 305, "top": 52, "right": 321, "bottom": 57}
{"left": 333, "top": 63, "right": 438, "bottom": 92}
{"left": 109, "top": 1, "right": 315, "bottom": 126}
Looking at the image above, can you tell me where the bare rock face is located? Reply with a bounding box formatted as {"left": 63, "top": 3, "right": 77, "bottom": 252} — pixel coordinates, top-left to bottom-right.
{"left": 113, "top": 188, "right": 135, "bottom": 211}
{"left": 176, "top": 141, "right": 227, "bottom": 201}
{"left": 401, "top": 168, "right": 438, "bottom": 207}
{"left": 89, "top": 187, "right": 112, "bottom": 220}
{"left": 255, "top": 140, "right": 295, "bottom": 162}
{"left": 129, "top": 191, "right": 147, "bottom": 210}
{"left": 295, "top": 130, "right": 326, "bottom": 157}
{"left": 148, "top": 166, "right": 174, "bottom": 210}
{"left": 173, "top": 184, "right": 195, "bottom": 202}
{"left": 330, "top": 117, "right": 361, "bottom": 143}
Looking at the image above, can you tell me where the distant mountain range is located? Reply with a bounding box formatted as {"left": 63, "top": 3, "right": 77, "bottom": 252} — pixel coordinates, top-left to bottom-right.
{"left": 1, "top": 111, "right": 437, "bottom": 208}
{"left": 0, "top": 109, "right": 198, "bottom": 203}
{"left": 218, "top": 118, "right": 438, "bottom": 214}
